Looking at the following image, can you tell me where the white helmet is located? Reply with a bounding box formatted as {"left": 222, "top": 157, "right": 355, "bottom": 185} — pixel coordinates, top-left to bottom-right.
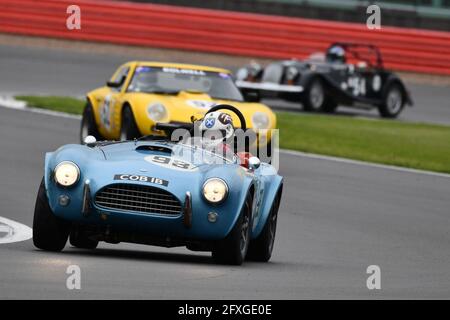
{"left": 198, "top": 111, "right": 234, "bottom": 149}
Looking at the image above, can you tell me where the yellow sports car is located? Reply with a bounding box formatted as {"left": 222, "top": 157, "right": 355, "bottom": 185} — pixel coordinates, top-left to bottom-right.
{"left": 80, "top": 61, "right": 276, "bottom": 147}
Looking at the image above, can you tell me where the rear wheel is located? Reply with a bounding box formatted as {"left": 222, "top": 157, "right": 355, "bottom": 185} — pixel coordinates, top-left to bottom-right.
{"left": 120, "top": 106, "right": 140, "bottom": 141}
{"left": 378, "top": 83, "right": 404, "bottom": 118}
{"left": 80, "top": 101, "right": 103, "bottom": 143}
{"left": 212, "top": 193, "right": 253, "bottom": 265}
{"left": 33, "top": 178, "right": 70, "bottom": 252}
{"left": 247, "top": 189, "right": 281, "bottom": 262}
{"left": 70, "top": 227, "right": 98, "bottom": 249}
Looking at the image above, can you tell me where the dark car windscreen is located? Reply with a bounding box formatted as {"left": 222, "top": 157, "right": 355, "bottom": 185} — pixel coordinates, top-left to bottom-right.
{"left": 127, "top": 66, "right": 244, "bottom": 101}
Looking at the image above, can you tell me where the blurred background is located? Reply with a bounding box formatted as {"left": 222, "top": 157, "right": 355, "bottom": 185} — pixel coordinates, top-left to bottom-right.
{"left": 135, "top": 0, "right": 450, "bottom": 30}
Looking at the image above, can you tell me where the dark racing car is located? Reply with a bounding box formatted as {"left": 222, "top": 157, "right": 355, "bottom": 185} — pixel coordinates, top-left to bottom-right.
{"left": 236, "top": 43, "right": 413, "bottom": 118}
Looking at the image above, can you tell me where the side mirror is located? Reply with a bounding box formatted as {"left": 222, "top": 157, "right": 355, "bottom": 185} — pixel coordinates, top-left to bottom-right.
{"left": 106, "top": 81, "right": 121, "bottom": 88}
{"left": 242, "top": 90, "right": 260, "bottom": 102}
{"left": 248, "top": 156, "right": 261, "bottom": 171}
{"left": 106, "top": 75, "right": 125, "bottom": 88}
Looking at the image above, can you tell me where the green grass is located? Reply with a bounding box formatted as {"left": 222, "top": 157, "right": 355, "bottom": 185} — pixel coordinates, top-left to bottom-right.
{"left": 277, "top": 112, "right": 450, "bottom": 173}
{"left": 15, "top": 95, "right": 450, "bottom": 174}
{"left": 15, "top": 95, "right": 85, "bottom": 115}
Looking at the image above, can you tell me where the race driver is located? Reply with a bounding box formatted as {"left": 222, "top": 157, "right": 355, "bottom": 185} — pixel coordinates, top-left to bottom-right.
{"left": 198, "top": 111, "right": 252, "bottom": 167}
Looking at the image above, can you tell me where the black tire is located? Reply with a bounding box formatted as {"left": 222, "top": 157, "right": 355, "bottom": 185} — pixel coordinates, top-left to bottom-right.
{"left": 247, "top": 189, "right": 281, "bottom": 262}
{"left": 33, "top": 178, "right": 70, "bottom": 252}
{"left": 80, "top": 101, "right": 103, "bottom": 144}
{"left": 70, "top": 227, "right": 98, "bottom": 249}
{"left": 212, "top": 193, "right": 253, "bottom": 265}
{"left": 302, "top": 78, "right": 326, "bottom": 112}
{"left": 120, "top": 106, "right": 140, "bottom": 141}
{"left": 378, "top": 83, "right": 405, "bottom": 118}
{"left": 321, "top": 99, "right": 338, "bottom": 114}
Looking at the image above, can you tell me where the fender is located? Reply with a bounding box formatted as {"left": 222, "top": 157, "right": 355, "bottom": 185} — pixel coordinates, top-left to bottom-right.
{"left": 85, "top": 94, "right": 103, "bottom": 128}
{"left": 251, "top": 176, "right": 283, "bottom": 238}
{"left": 122, "top": 98, "right": 157, "bottom": 136}
{"left": 382, "top": 74, "right": 414, "bottom": 106}
{"left": 43, "top": 145, "right": 105, "bottom": 212}
{"left": 221, "top": 174, "right": 255, "bottom": 238}
{"left": 43, "top": 152, "right": 53, "bottom": 199}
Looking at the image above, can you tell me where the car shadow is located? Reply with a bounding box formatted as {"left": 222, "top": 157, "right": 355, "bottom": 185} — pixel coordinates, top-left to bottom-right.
{"left": 63, "top": 246, "right": 216, "bottom": 265}
{"left": 31, "top": 246, "right": 292, "bottom": 268}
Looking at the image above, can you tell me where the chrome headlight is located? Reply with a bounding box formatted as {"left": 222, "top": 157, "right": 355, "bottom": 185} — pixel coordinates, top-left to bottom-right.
{"left": 147, "top": 102, "right": 167, "bottom": 122}
{"left": 202, "top": 178, "right": 228, "bottom": 204}
{"left": 54, "top": 161, "right": 80, "bottom": 187}
{"left": 252, "top": 112, "right": 270, "bottom": 130}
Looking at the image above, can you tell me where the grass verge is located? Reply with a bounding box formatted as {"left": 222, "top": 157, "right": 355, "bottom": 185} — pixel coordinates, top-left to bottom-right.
{"left": 15, "top": 95, "right": 450, "bottom": 174}
{"left": 15, "top": 95, "right": 85, "bottom": 115}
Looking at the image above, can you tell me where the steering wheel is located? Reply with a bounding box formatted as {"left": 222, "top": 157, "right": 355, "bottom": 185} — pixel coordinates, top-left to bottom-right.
{"left": 205, "top": 104, "right": 247, "bottom": 130}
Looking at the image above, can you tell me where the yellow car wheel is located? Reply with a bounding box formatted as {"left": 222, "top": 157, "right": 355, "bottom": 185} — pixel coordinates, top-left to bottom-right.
{"left": 120, "top": 106, "right": 141, "bottom": 141}
{"left": 80, "top": 102, "right": 103, "bottom": 143}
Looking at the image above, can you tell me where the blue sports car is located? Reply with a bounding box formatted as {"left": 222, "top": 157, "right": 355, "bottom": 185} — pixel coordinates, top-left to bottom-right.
{"left": 33, "top": 105, "right": 283, "bottom": 265}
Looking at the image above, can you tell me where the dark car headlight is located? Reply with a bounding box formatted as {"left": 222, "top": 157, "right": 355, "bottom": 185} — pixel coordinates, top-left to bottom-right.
{"left": 202, "top": 178, "right": 228, "bottom": 204}
{"left": 54, "top": 161, "right": 80, "bottom": 187}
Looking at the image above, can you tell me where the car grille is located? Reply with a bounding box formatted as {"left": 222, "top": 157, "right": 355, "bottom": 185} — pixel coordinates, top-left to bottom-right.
{"left": 94, "top": 184, "right": 182, "bottom": 215}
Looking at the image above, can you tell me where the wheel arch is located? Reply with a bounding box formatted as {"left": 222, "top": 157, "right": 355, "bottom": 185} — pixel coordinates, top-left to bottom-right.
{"left": 252, "top": 176, "right": 283, "bottom": 239}
{"left": 382, "top": 75, "right": 413, "bottom": 106}
{"left": 85, "top": 94, "right": 101, "bottom": 126}
{"left": 222, "top": 178, "right": 256, "bottom": 239}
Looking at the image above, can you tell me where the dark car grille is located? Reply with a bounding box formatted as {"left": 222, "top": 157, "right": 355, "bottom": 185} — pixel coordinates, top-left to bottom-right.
{"left": 95, "top": 184, "right": 182, "bottom": 215}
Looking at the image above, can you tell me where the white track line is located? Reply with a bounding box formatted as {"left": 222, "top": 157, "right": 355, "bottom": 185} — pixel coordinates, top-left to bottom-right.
{"left": 0, "top": 217, "right": 32, "bottom": 244}
{"left": 1, "top": 98, "right": 449, "bottom": 179}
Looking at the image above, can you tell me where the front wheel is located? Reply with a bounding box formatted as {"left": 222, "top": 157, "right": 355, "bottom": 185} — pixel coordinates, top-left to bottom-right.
{"left": 120, "top": 106, "right": 140, "bottom": 141}
{"left": 33, "top": 179, "right": 70, "bottom": 251}
{"left": 302, "top": 78, "right": 326, "bottom": 112}
{"left": 80, "top": 101, "right": 103, "bottom": 144}
{"left": 378, "top": 84, "right": 405, "bottom": 118}
{"left": 212, "top": 193, "right": 253, "bottom": 265}
{"left": 247, "top": 189, "right": 281, "bottom": 262}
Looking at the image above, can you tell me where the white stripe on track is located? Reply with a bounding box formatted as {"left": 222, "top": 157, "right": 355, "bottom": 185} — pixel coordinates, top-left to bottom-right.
{"left": 0, "top": 217, "right": 32, "bottom": 244}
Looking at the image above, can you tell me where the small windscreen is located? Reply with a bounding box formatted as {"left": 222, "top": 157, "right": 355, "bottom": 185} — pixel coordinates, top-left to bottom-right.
{"left": 127, "top": 66, "right": 244, "bottom": 102}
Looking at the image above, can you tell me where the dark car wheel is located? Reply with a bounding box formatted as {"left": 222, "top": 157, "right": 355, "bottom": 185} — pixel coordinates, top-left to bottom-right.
{"left": 321, "top": 99, "right": 338, "bottom": 114}
{"left": 212, "top": 193, "right": 253, "bottom": 265}
{"left": 80, "top": 101, "right": 103, "bottom": 144}
{"left": 247, "top": 189, "right": 281, "bottom": 262}
{"left": 120, "top": 106, "right": 140, "bottom": 141}
{"left": 33, "top": 178, "right": 70, "bottom": 252}
{"left": 70, "top": 227, "right": 98, "bottom": 249}
{"left": 302, "top": 78, "right": 326, "bottom": 112}
{"left": 378, "top": 84, "right": 404, "bottom": 118}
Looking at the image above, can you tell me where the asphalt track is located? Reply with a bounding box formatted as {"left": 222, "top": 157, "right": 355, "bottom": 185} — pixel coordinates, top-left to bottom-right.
{"left": 0, "top": 42, "right": 450, "bottom": 299}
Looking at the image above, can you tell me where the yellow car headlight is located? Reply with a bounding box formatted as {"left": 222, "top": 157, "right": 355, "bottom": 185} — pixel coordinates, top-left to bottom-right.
{"left": 202, "top": 178, "right": 228, "bottom": 204}
{"left": 252, "top": 112, "right": 270, "bottom": 130}
{"left": 147, "top": 102, "right": 167, "bottom": 122}
{"left": 54, "top": 161, "right": 80, "bottom": 187}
